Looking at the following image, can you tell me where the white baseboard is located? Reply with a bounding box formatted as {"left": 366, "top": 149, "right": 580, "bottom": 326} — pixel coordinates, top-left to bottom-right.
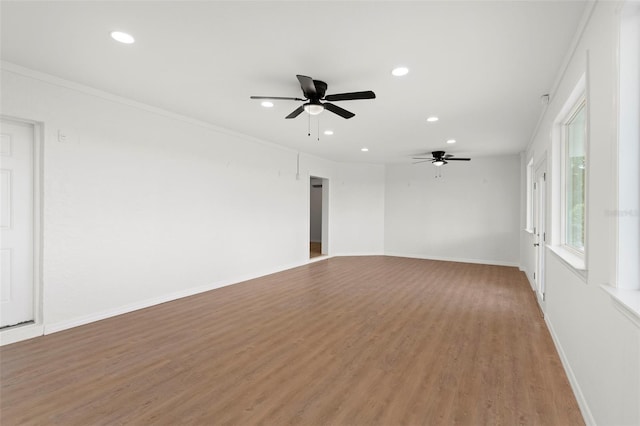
{"left": 331, "top": 251, "right": 385, "bottom": 257}
{"left": 43, "top": 259, "right": 311, "bottom": 336}
{"left": 0, "top": 323, "right": 45, "bottom": 346}
{"left": 522, "top": 267, "right": 536, "bottom": 291}
{"left": 544, "top": 315, "right": 595, "bottom": 426}
{"left": 384, "top": 252, "right": 519, "bottom": 268}
{"left": 308, "top": 254, "right": 332, "bottom": 263}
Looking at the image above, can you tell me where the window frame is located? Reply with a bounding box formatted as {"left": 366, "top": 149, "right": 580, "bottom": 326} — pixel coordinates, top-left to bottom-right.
{"left": 615, "top": 1, "right": 640, "bottom": 291}
{"left": 549, "top": 72, "right": 587, "bottom": 275}
{"left": 525, "top": 156, "right": 535, "bottom": 232}
{"left": 560, "top": 96, "right": 587, "bottom": 257}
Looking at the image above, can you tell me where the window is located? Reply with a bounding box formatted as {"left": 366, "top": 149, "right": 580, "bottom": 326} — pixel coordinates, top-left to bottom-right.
{"left": 525, "top": 157, "right": 534, "bottom": 232}
{"left": 563, "top": 99, "right": 586, "bottom": 252}
{"left": 617, "top": 2, "right": 639, "bottom": 290}
{"left": 602, "top": 1, "right": 640, "bottom": 328}
{"left": 550, "top": 73, "right": 587, "bottom": 272}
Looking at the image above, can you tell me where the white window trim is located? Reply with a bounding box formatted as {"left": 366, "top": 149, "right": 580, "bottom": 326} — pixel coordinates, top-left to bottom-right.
{"left": 551, "top": 73, "right": 588, "bottom": 275}
{"left": 601, "top": 285, "right": 640, "bottom": 329}
{"left": 548, "top": 244, "right": 586, "bottom": 277}
{"left": 615, "top": 1, "right": 640, "bottom": 292}
{"left": 599, "top": 2, "right": 640, "bottom": 331}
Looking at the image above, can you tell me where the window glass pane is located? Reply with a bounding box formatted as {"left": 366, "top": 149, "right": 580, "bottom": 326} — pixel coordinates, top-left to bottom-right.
{"left": 565, "top": 103, "right": 586, "bottom": 250}
{"left": 526, "top": 159, "right": 533, "bottom": 230}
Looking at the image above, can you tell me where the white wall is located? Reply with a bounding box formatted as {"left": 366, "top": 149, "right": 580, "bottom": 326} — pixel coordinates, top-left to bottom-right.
{"left": 0, "top": 65, "right": 386, "bottom": 333}
{"left": 331, "top": 164, "right": 386, "bottom": 256}
{"left": 522, "top": 2, "right": 640, "bottom": 425}
{"left": 385, "top": 155, "right": 520, "bottom": 266}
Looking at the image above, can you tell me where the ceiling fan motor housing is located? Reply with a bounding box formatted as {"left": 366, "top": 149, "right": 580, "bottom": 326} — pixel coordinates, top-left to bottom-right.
{"left": 309, "top": 80, "right": 327, "bottom": 99}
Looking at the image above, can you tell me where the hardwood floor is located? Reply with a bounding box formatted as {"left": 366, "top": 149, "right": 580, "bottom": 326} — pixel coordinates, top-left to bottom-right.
{"left": 0, "top": 256, "right": 583, "bottom": 425}
{"left": 310, "top": 242, "right": 322, "bottom": 258}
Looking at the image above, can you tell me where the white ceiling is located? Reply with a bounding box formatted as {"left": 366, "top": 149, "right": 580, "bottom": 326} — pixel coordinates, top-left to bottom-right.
{"left": 1, "top": 1, "right": 586, "bottom": 164}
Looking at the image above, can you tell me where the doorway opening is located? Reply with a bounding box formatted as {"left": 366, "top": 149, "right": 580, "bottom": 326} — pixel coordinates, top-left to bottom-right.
{"left": 309, "top": 176, "right": 328, "bottom": 259}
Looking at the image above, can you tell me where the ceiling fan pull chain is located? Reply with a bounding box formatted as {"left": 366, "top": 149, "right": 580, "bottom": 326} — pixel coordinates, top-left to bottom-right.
{"left": 308, "top": 112, "right": 311, "bottom": 137}
{"left": 317, "top": 117, "right": 320, "bottom": 141}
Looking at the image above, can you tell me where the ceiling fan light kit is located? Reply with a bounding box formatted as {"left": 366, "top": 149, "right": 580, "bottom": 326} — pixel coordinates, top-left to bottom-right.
{"left": 303, "top": 101, "right": 324, "bottom": 115}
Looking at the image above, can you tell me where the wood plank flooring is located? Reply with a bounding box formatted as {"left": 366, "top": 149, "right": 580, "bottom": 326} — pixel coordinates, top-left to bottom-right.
{"left": 0, "top": 256, "right": 584, "bottom": 425}
{"left": 310, "top": 242, "right": 322, "bottom": 258}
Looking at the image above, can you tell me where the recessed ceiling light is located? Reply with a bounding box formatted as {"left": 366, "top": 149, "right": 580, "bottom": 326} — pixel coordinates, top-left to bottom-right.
{"left": 361, "top": 147, "right": 369, "bottom": 152}
{"left": 446, "top": 139, "right": 456, "bottom": 144}
{"left": 110, "top": 31, "right": 135, "bottom": 44}
{"left": 261, "top": 101, "right": 274, "bottom": 108}
{"left": 324, "top": 130, "right": 334, "bottom": 135}
{"left": 391, "top": 67, "right": 409, "bottom": 77}
{"left": 427, "top": 116, "right": 439, "bottom": 122}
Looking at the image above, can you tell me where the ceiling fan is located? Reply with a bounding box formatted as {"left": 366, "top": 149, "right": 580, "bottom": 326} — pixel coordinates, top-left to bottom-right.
{"left": 413, "top": 151, "right": 471, "bottom": 166}
{"left": 251, "top": 75, "right": 376, "bottom": 119}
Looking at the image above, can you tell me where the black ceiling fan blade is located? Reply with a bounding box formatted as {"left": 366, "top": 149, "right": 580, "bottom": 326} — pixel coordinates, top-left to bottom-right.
{"left": 412, "top": 160, "right": 433, "bottom": 164}
{"left": 412, "top": 157, "right": 435, "bottom": 160}
{"left": 324, "top": 91, "right": 376, "bottom": 102}
{"left": 250, "top": 96, "right": 305, "bottom": 101}
{"left": 285, "top": 105, "right": 305, "bottom": 119}
{"left": 297, "top": 75, "right": 317, "bottom": 98}
{"left": 324, "top": 103, "right": 355, "bottom": 119}
{"left": 446, "top": 158, "right": 471, "bottom": 161}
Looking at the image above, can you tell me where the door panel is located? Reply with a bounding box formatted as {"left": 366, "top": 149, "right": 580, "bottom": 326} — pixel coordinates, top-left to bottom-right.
{"left": 534, "top": 161, "right": 546, "bottom": 309}
{"left": 0, "top": 119, "right": 34, "bottom": 327}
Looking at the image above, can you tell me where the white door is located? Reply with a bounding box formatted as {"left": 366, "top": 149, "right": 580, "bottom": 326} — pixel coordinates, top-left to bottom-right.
{"left": 533, "top": 162, "right": 546, "bottom": 307}
{"left": 0, "top": 118, "right": 35, "bottom": 328}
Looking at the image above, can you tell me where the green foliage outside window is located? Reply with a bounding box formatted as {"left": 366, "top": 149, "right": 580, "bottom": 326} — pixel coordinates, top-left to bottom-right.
{"left": 565, "top": 101, "right": 586, "bottom": 251}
